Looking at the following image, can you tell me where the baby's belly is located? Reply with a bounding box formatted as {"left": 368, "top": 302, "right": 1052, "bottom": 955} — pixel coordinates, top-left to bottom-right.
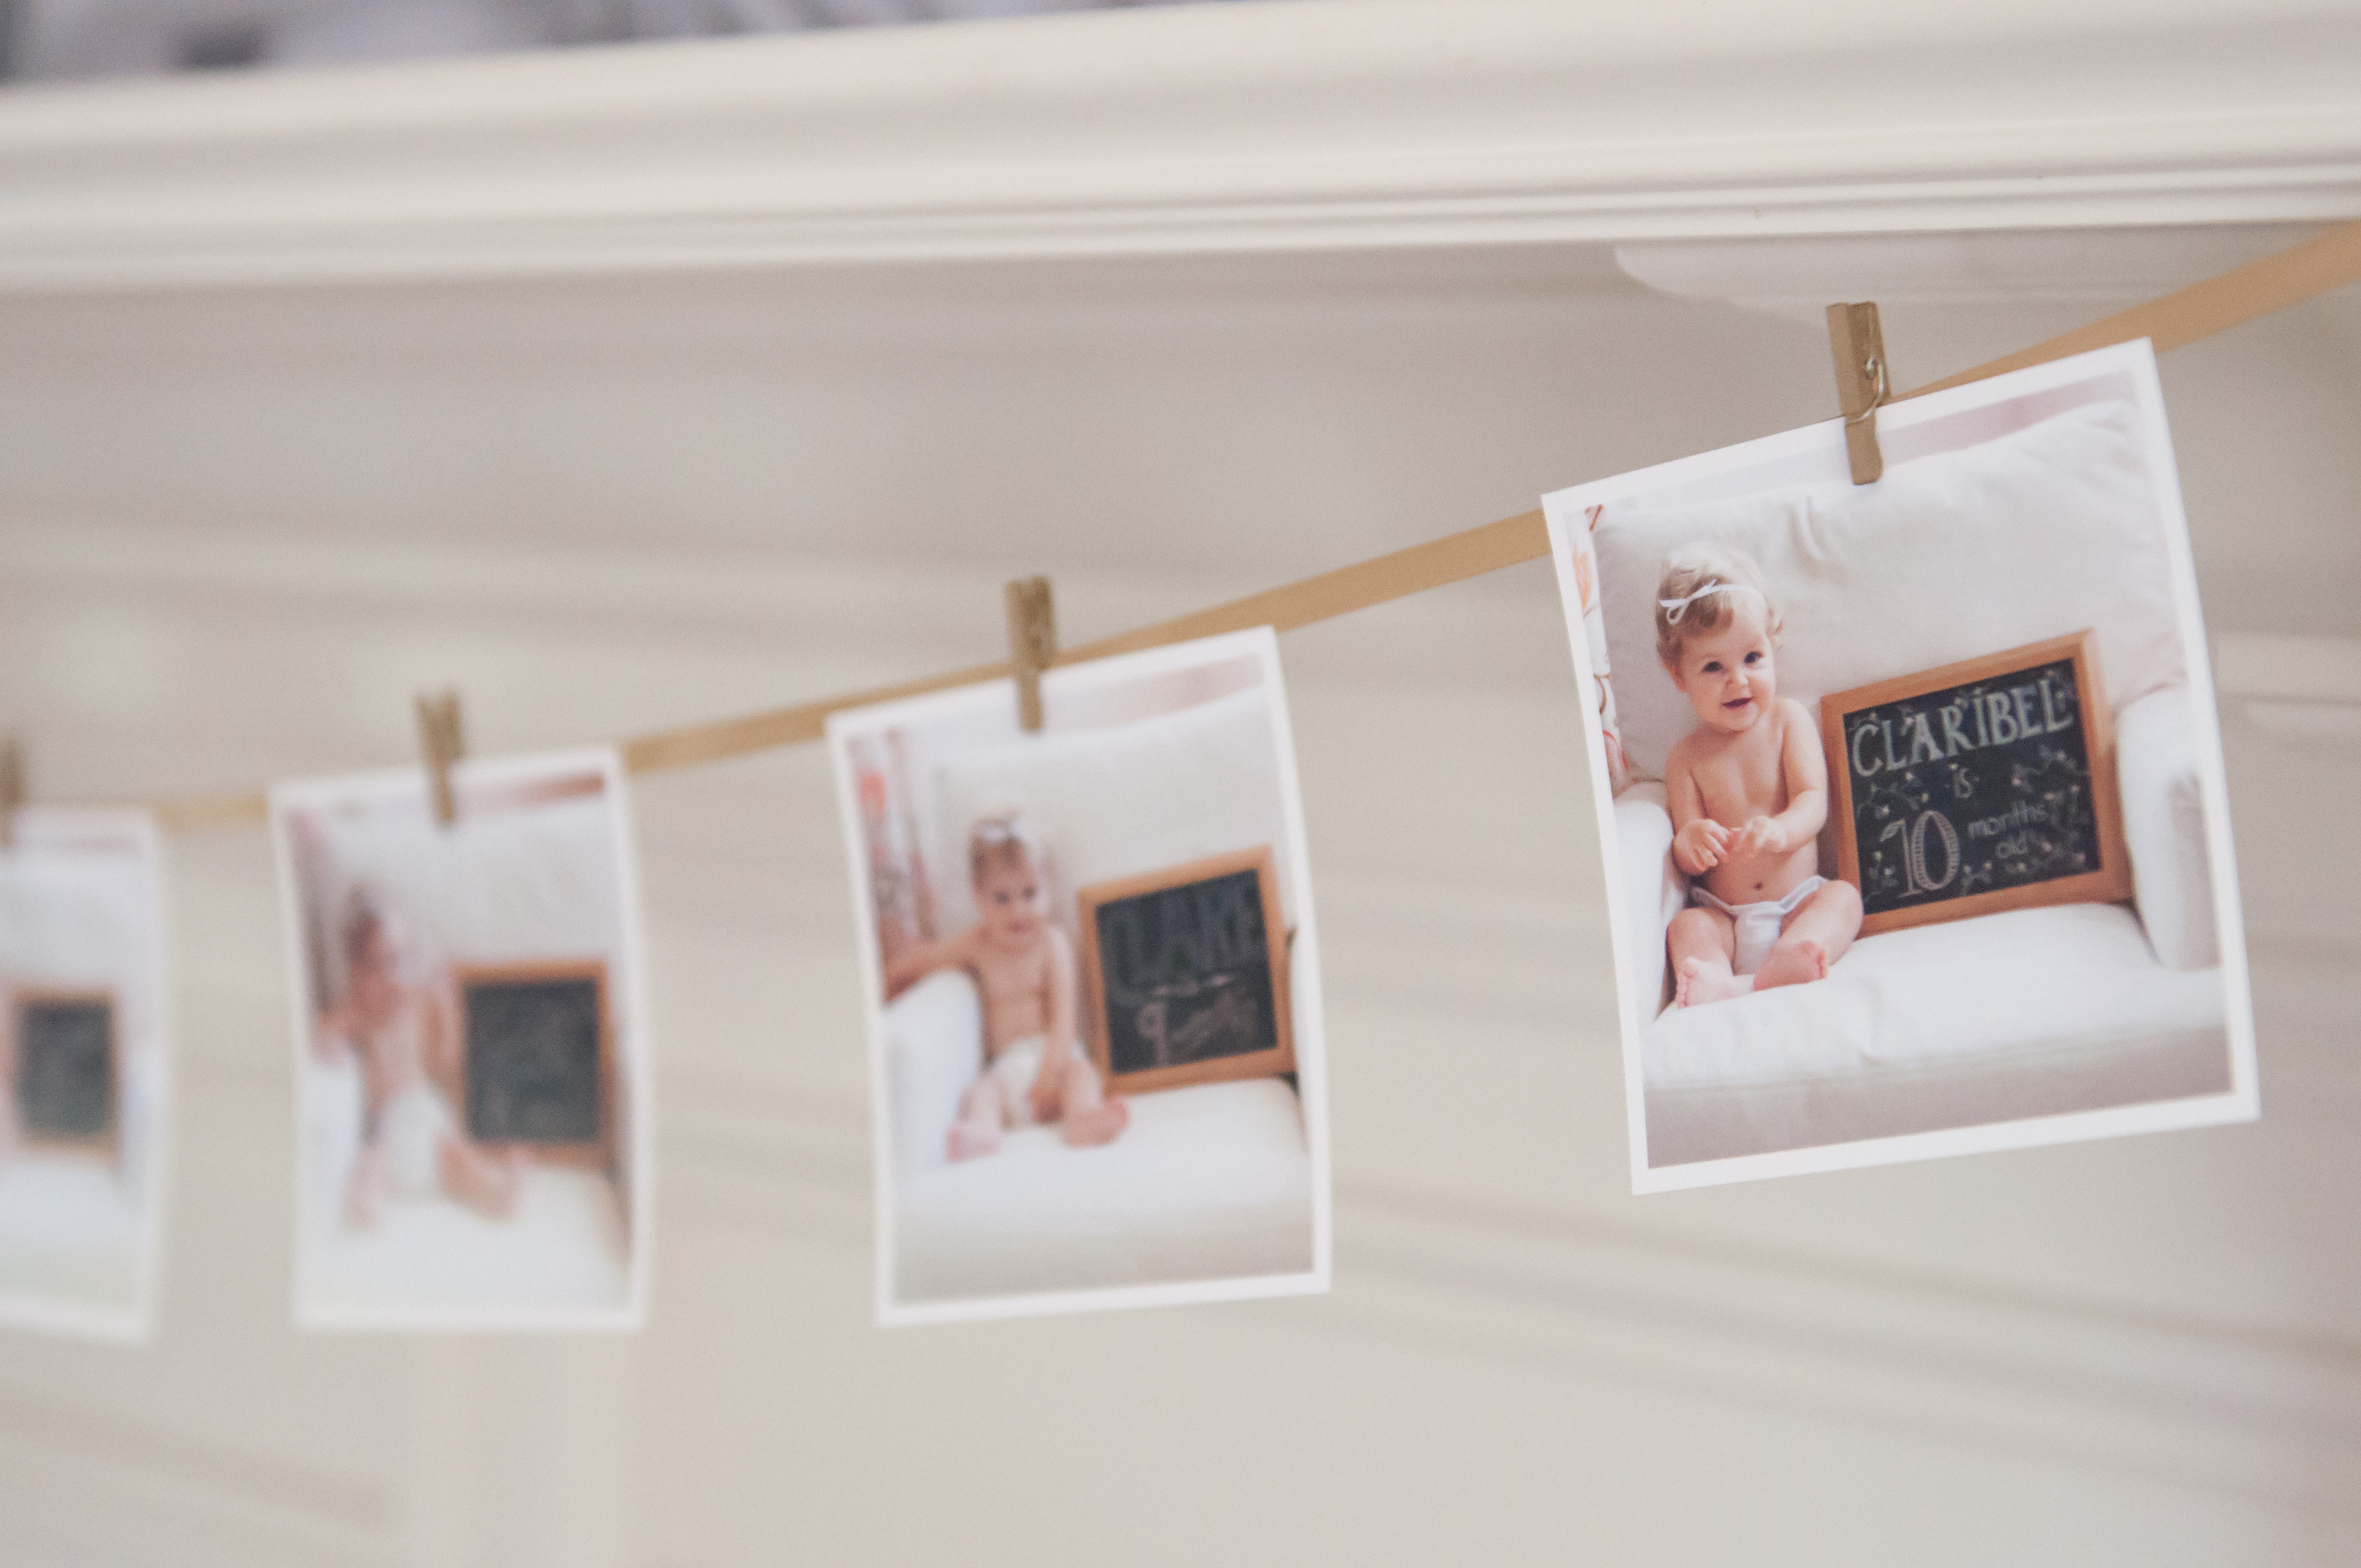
{"left": 1701, "top": 846, "right": 1820, "bottom": 906}
{"left": 983, "top": 1005, "right": 1048, "bottom": 1056}
{"left": 375, "top": 1060, "right": 429, "bottom": 1098}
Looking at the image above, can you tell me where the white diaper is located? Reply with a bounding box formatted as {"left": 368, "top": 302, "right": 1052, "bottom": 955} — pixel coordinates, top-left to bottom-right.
{"left": 984, "top": 1035, "right": 1089, "bottom": 1128}
{"left": 376, "top": 1084, "right": 454, "bottom": 1197}
{"left": 1689, "top": 875, "right": 1827, "bottom": 977}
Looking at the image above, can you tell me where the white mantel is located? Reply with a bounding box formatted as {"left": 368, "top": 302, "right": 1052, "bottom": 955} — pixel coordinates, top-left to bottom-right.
{"left": 0, "top": 0, "right": 2357, "bottom": 291}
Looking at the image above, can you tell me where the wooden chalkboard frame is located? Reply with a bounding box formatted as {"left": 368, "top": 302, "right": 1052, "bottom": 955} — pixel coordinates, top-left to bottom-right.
{"left": 10, "top": 987, "right": 121, "bottom": 1159}
{"left": 454, "top": 959, "right": 616, "bottom": 1172}
{"left": 1075, "top": 847, "right": 1295, "bottom": 1096}
{"left": 1821, "top": 629, "right": 2135, "bottom": 937}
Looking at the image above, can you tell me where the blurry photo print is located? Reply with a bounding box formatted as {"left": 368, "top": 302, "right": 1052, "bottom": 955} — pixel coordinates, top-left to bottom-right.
{"left": 271, "top": 748, "right": 650, "bottom": 1329}
{"left": 0, "top": 810, "right": 172, "bottom": 1341}
{"left": 1544, "top": 341, "right": 2257, "bottom": 1191}
{"left": 831, "top": 627, "right": 1331, "bottom": 1324}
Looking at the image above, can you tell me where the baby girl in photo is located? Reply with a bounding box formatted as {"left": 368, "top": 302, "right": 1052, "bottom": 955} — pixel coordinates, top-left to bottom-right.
{"left": 317, "top": 888, "right": 525, "bottom": 1227}
{"left": 886, "top": 815, "right": 1128, "bottom": 1160}
{"left": 1656, "top": 546, "right": 1864, "bottom": 1008}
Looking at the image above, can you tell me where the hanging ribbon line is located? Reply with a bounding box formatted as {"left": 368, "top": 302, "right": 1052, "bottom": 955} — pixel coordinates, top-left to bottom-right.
{"left": 127, "top": 216, "right": 2361, "bottom": 836}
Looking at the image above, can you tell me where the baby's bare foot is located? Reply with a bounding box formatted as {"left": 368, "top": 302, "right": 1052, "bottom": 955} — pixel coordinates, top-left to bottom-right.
{"left": 440, "top": 1139, "right": 524, "bottom": 1220}
{"left": 1676, "top": 957, "right": 1752, "bottom": 1008}
{"left": 946, "top": 1120, "right": 1002, "bottom": 1162}
{"left": 343, "top": 1184, "right": 383, "bottom": 1233}
{"left": 1060, "top": 1098, "right": 1129, "bottom": 1148}
{"left": 1754, "top": 940, "right": 1829, "bottom": 992}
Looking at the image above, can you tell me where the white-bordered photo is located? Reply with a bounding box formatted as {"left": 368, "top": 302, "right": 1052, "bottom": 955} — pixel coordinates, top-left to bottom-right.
{"left": 0, "top": 809, "right": 172, "bottom": 1341}
{"left": 269, "top": 747, "right": 651, "bottom": 1330}
{"left": 830, "top": 626, "right": 1331, "bottom": 1325}
{"left": 1543, "top": 340, "right": 2257, "bottom": 1193}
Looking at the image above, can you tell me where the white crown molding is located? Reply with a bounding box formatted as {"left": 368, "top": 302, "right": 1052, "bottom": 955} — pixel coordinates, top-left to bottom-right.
{"left": 1612, "top": 223, "right": 2349, "bottom": 322}
{"left": 2217, "top": 632, "right": 2361, "bottom": 705}
{"left": 2216, "top": 633, "right": 2361, "bottom": 744}
{"left": 0, "top": 1, "right": 2357, "bottom": 292}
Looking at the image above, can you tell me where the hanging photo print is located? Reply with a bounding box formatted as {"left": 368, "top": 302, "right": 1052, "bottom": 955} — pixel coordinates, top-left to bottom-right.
{"left": 0, "top": 810, "right": 172, "bottom": 1340}
{"left": 270, "top": 748, "right": 651, "bottom": 1329}
{"left": 1543, "top": 340, "right": 2257, "bottom": 1191}
{"left": 830, "top": 627, "right": 1331, "bottom": 1324}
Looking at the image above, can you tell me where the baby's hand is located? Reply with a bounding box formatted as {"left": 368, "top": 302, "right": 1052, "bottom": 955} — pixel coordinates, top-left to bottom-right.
{"left": 1672, "top": 818, "right": 1731, "bottom": 876}
{"left": 1736, "top": 816, "right": 1792, "bottom": 857}
{"left": 1027, "top": 1064, "right": 1065, "bottom": 1125}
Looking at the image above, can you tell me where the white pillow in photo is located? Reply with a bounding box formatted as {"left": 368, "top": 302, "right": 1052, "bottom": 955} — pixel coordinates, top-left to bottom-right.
{"left": 2115, "top": 684, "right": 2220, "bottom": 971}
{"left": 1593, "top": 399, "right": 2187, "bottom": 785}
{"left": 1612, "top": 782, "right": 1679, "bottom": 1016}
{"left": 928, "top": 687, "right": 1295, "bottom": 938}
{"left": 312, "top": 796, "right": 627, "bottom": 972}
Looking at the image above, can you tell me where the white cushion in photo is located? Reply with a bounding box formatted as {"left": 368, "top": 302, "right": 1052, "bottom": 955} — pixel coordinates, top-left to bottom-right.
{"left": 1613, "top": 782, "right": 1680, "bottom": 1016}
{"left": 312, "top": 793, "right": 628, "bottom": 972}
{"left": 0, "top": 1158, "right": 140, "bottom": 1306}
{"left": 883, "top": 968, "right": 984, "bottom": 1180}
{"left": 879, "top": 968, "right": 1315, "bottom": 1304}
{"left": 1641, "top": 902, "right": 2229, "bottom": 1164}
{"left": 1593, "top": 400, "right": 2187, "bottom": 785}
{"left": 2115, "top": 684, "right": 2220, "bottom": 971}
{"left": 302, "top": 1163, "right": 631, "bottom": 1317}
{"left": 928, "top": 687, "right": 1295, "bottom": 934}
{"left": 1646, "top": 901, "right": 2218, "bottom": 1087}
{"left": 893, "top": 1076, "right": 1315, "bottom": 1303}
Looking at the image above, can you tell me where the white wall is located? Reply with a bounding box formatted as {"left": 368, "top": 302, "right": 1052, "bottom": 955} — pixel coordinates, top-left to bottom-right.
{"left": 0, "top": 7, "right": 2356, "bottom": 1565}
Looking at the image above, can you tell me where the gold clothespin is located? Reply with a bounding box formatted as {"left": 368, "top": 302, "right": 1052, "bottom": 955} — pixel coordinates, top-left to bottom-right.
{"left": 1004, "top": 577, "right": 1057, "bottom": 733}
{"left": 415, "top": 689, "right": 465, "bottom": 827}
{"left": 0, "top": 737, "right": 21, "bottom": 850}
{"left": 1826, "top": 302, "right": 1889, "bottom": 486}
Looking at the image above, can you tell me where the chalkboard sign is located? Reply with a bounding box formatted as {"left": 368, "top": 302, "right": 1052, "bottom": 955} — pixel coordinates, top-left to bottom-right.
{"left": 458, "top": 961, "right": 612, "bottom": 1166}
{"left": 1821, "top": 629, "right": 2133, "bottom": 937}
{"left": 1076, "top": 847, "right": 1295, "bottom": 1095}
{"left": 13, "top": 990, "right": 118, "bottom": 1154}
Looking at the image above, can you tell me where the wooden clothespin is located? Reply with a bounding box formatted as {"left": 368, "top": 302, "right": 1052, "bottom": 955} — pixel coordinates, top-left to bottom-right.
{"left": 415, "top": 689, "right": 465, "bottom": 827}
{"left": 1826, "top": 302, "right": 1890, "bottom": 486}
{"left": 0, "top": 737, "right": 21, "bottom": 850}
{"left": 1004, "top": 577, "right": 1057, "bottom": 733}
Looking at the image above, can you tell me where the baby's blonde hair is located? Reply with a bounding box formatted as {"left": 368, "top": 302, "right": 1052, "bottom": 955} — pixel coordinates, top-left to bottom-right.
{"left": 1655, "top": 544, "right": 1781, "bottom": 667}
{"left": 967, "top": 813, "right": 1043, "bottom": 884}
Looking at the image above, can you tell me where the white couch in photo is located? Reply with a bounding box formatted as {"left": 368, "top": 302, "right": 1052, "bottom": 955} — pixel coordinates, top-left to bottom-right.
{"left": 300, "top": 1155, "right": 631, "bottom": 1318}
{"left": 882, "top": 687, "right": 1316, "bottom": 1304}
{"left": 1592, "top": 400, "right": 2233, "bottom": 1168}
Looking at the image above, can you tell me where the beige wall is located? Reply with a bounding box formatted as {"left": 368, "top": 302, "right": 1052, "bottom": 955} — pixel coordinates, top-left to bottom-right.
{"left": 0, "top": 7, "right": 2357, "bottom": 1562}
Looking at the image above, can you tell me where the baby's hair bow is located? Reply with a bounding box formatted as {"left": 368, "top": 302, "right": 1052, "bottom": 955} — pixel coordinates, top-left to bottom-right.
{"left": 1658, "top": 580, "right": 1725, "bottom": 624}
